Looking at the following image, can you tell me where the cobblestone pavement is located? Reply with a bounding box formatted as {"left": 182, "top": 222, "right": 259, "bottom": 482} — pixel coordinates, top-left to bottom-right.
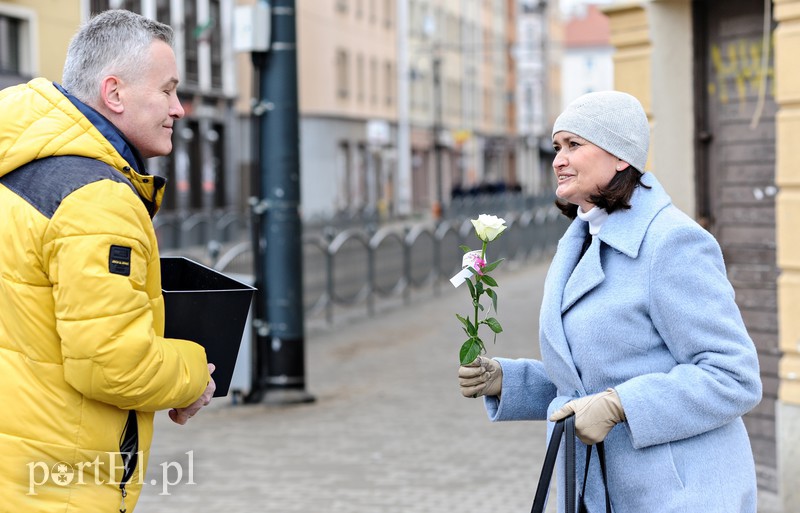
{"left": 137, "top": 259, "right": 555, "bottom": 513}
{"left": 136, "top": 257, "right": 781, "bottom": 513}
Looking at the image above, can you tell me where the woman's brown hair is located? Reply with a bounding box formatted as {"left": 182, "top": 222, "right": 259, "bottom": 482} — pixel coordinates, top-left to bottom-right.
{"left": 555, "top": 167, "right": 651, "bottom": 219}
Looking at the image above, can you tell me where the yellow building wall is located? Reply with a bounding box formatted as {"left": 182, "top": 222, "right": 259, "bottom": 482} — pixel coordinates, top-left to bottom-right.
{"left": 774, "top": 0, "right": 800, "bottom": 499}
{"left": 604, "top": 3, "right": 652, "bottom": 171}
{"left": 608, "top": 0, "right": 800, "bottom": 507}
{"left": 605, "top": 0, "right": 800, "bottom": 406}
{"left": 775, "top": 0, "right": 800, "bottom": 406}
{"left": 2, "top": 0, "right": 82, "bottom": 81}
{"left": 607, "top": 4, "right": 651, "bottom": 112}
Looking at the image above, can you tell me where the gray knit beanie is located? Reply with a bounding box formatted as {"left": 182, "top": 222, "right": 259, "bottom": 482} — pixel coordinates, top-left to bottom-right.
{"left": 552, "top": 91, "right": 650, "bottom": 172}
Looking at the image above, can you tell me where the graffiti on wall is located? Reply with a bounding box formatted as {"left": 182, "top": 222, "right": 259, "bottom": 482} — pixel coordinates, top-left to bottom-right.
{"left": 707, "top": 36, "right": 774, "bottom": 107}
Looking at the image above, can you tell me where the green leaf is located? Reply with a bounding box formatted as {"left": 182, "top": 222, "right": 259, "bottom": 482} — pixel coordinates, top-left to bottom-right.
{"left": 482, "top": 258, "right": 504, "bottom": 274}
{"left": 485, "top": 317, "right": 503, "bottom": 334}
{"left": 460, "top": 338, "right": 484, "bottom": 365}
{"left": 457, "top": 314, "right": 477, "bottom": 336}
{"left": 482, "top": 275, "right": 498, "bottom": 287}
{"left": 475, "top": 281, "right": 484, "bottom": 295}
{"left": 459, "top": 245, "right": 473, "bottom": 253}
{"left": 486, "top": 288, "right": 498, "bottom": 312}
{"left": 477, "top": 302, "right": 485, "bottom": 312}
{"left": 465, "top": 277, "right": 476, "bottom": 298}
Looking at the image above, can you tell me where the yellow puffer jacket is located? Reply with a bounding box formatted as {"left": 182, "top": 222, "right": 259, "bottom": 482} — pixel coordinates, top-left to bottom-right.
{"left": 0, "top": 78, "right": 209, "bottom": 512}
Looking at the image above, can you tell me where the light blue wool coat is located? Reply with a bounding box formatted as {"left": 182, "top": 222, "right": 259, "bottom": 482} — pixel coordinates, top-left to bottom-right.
{"left": 484, "top": 173, "right": 762, "bottom": 513}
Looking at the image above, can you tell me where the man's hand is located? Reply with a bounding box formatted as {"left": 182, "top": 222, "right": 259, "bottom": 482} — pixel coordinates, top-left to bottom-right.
{"left": 169, "top": 363, "right": 216, "bottom": 425}
{"left": 550, "top": 388, "right": 625, "bottom": 444}
{"left": 458, "top": 356, "right": 503, "bottom": 398}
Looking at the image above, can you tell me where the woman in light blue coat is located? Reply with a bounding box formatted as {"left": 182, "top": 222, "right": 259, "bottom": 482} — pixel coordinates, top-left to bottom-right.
{"left": 458, "top": 91, "right": 762, "bottom": 512}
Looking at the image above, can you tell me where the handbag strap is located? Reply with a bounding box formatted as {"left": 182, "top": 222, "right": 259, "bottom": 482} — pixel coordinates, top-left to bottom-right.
{"left": 579, "top": 442, "right": 612, "bottom": 513}
{"left": 564, "top": 415, "right": 576, "bottom": 509}
{"left": 531, "top": 415, "right": 576, "bottom": 513}
{"left": 597, "top": 443, "right": 611, "bottom": 513}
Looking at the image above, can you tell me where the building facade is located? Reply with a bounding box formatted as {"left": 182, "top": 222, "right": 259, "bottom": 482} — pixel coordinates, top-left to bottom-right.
{"left": 515, "top": 0, "right": 559, "bottom": 197}
{"left": 84, "top": 0, "right": 241, "bottom": 220}
{"left": 271, "top": 0, "right": 532, "bottom": 221}
{"left": 296, "top": 0, "right": 398, "bottom": 222}
{"left": 1, "top": 0, "right": 245, "bottom": 249}
{"left": 604, "top": 0, "right": 795, "bottom": 509}
{"left": 0, "top": 1, "right": 79, "bottom": 88}
{"left": 561, "top": 3, "right": 613, "bottom": 106}
{"left": 2, "top": 1, "right": 543, "bottom": 225}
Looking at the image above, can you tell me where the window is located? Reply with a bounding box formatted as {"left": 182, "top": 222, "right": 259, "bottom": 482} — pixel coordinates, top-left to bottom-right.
{"left": 186, "top": 120, "right": 203, "bottom": 209}
{"left": 384, "top": 0, "right": 392, "bottom": 29}
{"left": 384, "top": 60, "right": 393, "bottom": 107}
{"left": 409, "top": 67, "right": 419, "bottom": 111}
{"left": 155, "top": 0, "right": 170, "bottom": 25}
{"left": 0, "top": 15, "right": 20, "bottom": 74}
{"left": 208, "top": 0, "right": 223, "bottom": 89}
{"left": 182, "top": 4, "right": 226, "bottom": 92}
{"left": 357, "top": 54, "right": 365, "bottom": 103}
{"left": 336, "top": 49, "right": 349, "bottom": 99}
{"left": 0, "top": 6, "right": 34, "bottom": 86}
{"left": 183, "top": 0, "right": 199, "bottom": 84}
{"left": 370, "top": 57, "right": 378, "bottom": 105}
{"left": 210, "top": 122, "right": 226, "bottom": 208}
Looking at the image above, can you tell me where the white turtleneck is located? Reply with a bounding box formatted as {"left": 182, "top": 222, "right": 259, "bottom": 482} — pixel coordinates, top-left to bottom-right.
{"left": 577, "top": 206, "right": 608, "bottom": 236}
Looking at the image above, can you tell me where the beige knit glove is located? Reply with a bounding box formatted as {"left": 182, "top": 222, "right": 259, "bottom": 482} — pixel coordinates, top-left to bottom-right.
{"left": 550, "top": 389, "right": 626, "bottom": 444}
{"left": 458, "top": 356, "right": 503, "bottom": 398}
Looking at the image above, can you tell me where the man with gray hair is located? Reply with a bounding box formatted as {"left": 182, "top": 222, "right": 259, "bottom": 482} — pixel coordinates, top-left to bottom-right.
{"left": 0, "top": 10, "right": 215, "bottom": 512}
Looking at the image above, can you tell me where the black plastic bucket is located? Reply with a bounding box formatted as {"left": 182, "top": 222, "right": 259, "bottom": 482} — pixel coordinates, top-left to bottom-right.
{"left": 161, "top": 256, "right": 255, "bottom": 397}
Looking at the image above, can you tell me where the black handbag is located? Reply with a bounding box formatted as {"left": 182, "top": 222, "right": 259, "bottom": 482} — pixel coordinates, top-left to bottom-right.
{"left": 530, "top": 415, "right": 612, "bottom": 513}
{"left": 578, "top": 443, "right": 612, "bottom": 513}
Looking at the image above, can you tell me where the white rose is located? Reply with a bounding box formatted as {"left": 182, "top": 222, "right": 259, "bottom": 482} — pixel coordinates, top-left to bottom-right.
{"left": 471, "top": 214, "right": 507, "bottom": 242}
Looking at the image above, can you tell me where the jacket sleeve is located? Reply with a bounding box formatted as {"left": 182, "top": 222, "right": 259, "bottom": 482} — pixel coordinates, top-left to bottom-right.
{"left": 483, "top": 357, "right": 557, "bottom": 421}
{"left": 614, "top": 224, "right": 762, "bottom": 449}
{"left": 44, "top": 179, "right": 209, "bottom": 412}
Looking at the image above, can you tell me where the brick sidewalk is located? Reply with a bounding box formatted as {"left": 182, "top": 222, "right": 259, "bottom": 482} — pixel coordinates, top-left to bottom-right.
{"left": 135, "top": 256, "right": 781, "bottom": 513}
{"left": 136, "top": 259, "right": 555, "bottom": 513}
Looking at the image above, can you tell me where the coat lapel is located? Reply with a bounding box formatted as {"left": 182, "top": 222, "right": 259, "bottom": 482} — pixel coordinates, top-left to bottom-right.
{"left": 539, "top": 221, "right": 587, "bottom": 395}
{"left": 538, "top": 173, "right": 672, "bottom": 398}
{"left": 561, "top": 235, "right": 604, "bottom": 314}
{"left": 599, "top": 172, "right": 671, "bottom": 258}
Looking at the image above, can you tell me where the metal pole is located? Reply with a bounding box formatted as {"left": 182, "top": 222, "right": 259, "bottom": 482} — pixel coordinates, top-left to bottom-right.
{"left": 245, "top": 49, "right": 268, "bottom": 404}
{"left": 432, "top": 50, "right": 444, "bottom": 220}
{"left": 255, "top": 0, "right": 313, "bottom": 404}
{"left": 396, "top": 0, "right": 412, "bottom": 216}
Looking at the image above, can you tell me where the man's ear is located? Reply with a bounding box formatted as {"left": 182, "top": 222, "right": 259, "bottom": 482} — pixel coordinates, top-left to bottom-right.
{"left": 615, "top": 160, "right": 630, "bottom": 172}
{"left": 99, "top": 76, "right": 124, "bottom": 114}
